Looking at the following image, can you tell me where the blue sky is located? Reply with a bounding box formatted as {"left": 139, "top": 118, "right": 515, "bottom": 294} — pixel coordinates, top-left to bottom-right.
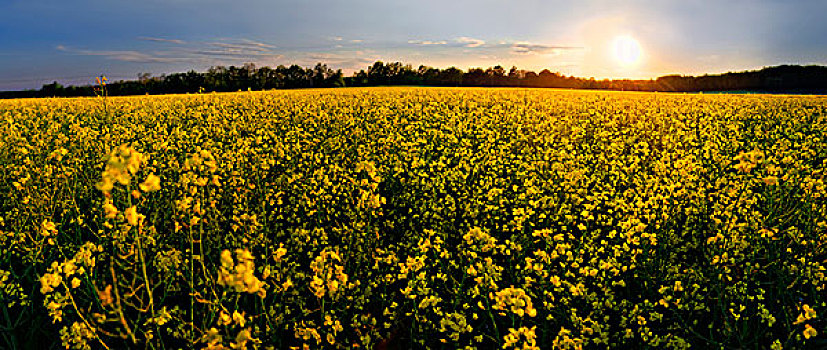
{"left": 1, "top": 0, "right": 825, "bottom": 90}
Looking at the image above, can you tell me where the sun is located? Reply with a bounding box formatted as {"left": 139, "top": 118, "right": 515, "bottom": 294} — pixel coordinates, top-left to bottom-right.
{"left": 612, "top": 35, "right": 642, "bottom": 65}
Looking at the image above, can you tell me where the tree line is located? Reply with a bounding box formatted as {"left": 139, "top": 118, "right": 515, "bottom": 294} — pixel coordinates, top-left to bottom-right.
{"left": 2, "top": 62, "right": 826, "bottom": 99}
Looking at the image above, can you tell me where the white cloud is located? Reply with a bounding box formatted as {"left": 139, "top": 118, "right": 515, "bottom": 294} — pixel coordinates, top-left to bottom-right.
{"left": 408, "top": 40, "right": 448, "bottom": 45}
{"left": 56, "top": 37, "right": 283, "bottom": 65}
{"left": 299, "top": 52, "right": 376, "bottom": 71}
{"left": 138, "top": 36, "right": 186, "bottom": 45}
{"left": 456, "top": 36, "right": 485, "bottom": 48}
{"left": 207, "top": 38, "right": 276, "bottom": 52}
{"left": 56, "top": 45, "right": 183, "bottom": 63}
{"left": 511, "top": 42, "right": 582, "bottom": 55}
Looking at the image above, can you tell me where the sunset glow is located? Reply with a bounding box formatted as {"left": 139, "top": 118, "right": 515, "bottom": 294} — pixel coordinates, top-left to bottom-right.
{"left": 612, "top": 35, "right": 642, "bottom": 66}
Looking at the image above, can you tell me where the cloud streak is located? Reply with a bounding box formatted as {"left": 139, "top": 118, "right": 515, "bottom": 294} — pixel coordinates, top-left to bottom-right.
{"left": 206, "top": 39, "right": 276, "bottom": 52}
{"left": 406, "top": 38, "right": 581, "bottom": 57}
{"left": 54, "top": 35, "right": 584, "bottom": 78}
{"left": 56, "top": 37, "right": 284, "bottom": 65}
{"left": 138, "top": 36, "right": 186, "bottom": 45}
{"left": 302, "top": 52, "right": 376, "bottom": 69}
{"left": 456, "top": 37, "right": 485, "bottom": 48}
{"left": 408, "top": 40, "right": 448, "bottom": 45}
{"left": 511, "top": 42, "right": 582, "bottom": 55}
{"left": 56, "top": 45, "right": 184, "bottom": 63}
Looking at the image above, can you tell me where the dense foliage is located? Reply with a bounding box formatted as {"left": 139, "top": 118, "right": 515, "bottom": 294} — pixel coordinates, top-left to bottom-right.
{"left": 3, "top": 63, "right": 827, "bottom": 99}
{"left": 0, "top": 87, "right": 826, "bottom": 349}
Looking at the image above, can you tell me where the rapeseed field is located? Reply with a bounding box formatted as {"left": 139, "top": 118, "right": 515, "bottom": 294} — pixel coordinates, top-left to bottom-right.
{"left": 0, "top": 87, "right": 825, "bottom": 349}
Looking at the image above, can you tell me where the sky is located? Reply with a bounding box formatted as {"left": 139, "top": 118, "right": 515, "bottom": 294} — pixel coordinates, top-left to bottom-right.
{"left": 1, "top": 0, "right": 826, "bottom": 90}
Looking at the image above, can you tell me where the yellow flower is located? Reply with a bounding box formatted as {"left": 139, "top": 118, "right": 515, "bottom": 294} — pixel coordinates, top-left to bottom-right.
{"left": 550, "top": 275, "right": 561, "bottom": 287}
{"left": 40, "top": 220, "right": 58, "bottom": 237}
{"left": 804, "top": 324, "right": 818, "bottom": 339}
{"left": 503, "top": 326, "right": 538, "bottom": 350}
{"left": 274, "top": 244, "right": 287, "bottom": 262}
{"left": 491, "top": 287, "right": 536, "bottom": 318}
{"left": 217, "top": 249, "right": 265, "bottom": 296}
{"left": 139, "top": 174, "right": 161, "bottom": 192}
{"left": 795, "top": 304, "right": 818, "bottom": 325}
{"left": 233, "top": 311, "right": 246, "bottom": 327}
{"left": 803, "top": 304, "right": 817, "bottom": 319}
{"left": 311, "top": 275, "right": 326, "bottom": 299}
{"left": 231, "top": 328, "right": 257, "bottom": 349}
{"left": 102, "top": 201, "right": 118, "bottom": 219}
{"left": 124, "top": 206, "right": 139, "bottom": 226}
{"left": 219, "top": 311, "right": 232, "bottom": 326}
{"left": 96, "top": 177, "right": 114, "bottom": 193}
{"left": 39, "top": 273, "right": 61, "bottom": 294}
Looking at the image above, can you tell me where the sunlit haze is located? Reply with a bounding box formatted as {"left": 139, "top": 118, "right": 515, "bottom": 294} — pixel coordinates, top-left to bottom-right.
{"left": 612, "top": 36, "right": 642, "bottom": 66}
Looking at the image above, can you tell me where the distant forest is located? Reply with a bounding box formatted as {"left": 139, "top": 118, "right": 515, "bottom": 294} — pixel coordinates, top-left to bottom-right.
{"left": 2, "top": 62, "right": 826, "bottom": 99}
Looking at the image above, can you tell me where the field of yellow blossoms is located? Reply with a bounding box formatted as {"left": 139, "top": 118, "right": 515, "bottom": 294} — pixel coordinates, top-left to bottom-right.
{"left": 0, "top": 87, "right": 826, "bottom": 349}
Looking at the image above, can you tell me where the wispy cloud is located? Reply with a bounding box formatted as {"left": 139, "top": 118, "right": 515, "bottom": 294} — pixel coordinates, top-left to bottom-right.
{"left": 190, "top": 49, "right": 274, "bottom": 58}
{"left": 55, "top": 35, "right": 581, "bottom": 74}
{"left": 406, "top": 37, "right": 580, "bottom": 57}
{"left": 207, "top": 39, "right": 276, "bottom": 52}
{"left": 296, "top": 52, "right": 377, "bottom": 72}
{"left": 138, "top": 36, "right": 186, "bottom": 45}
{"left": 237, "top": 39, "right": 277, "bottom": 49}
{"left": 511, "top": 42, "right": 582, "bottom": 55}
{"left": 56, "top": 45, "right": 184, "bottom": 63}
{"left": 56, "top": 37, "right": 282, "bottom": 65}
{"left": 326, "top": 37, "right": 367, "bottom": 45}
{"left": 456, "top": 36, "right": 485, "bottom": 48}
{"left": 184, "top": 39, "right": 280, "bottom": 63}
{"left": 408, "top": 40, "right": 448, "bottom": 45}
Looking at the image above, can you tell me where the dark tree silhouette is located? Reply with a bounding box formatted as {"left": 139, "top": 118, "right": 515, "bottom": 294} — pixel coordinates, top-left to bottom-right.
{"left": 3, "top": 62, "right": 826, "bottom": 99}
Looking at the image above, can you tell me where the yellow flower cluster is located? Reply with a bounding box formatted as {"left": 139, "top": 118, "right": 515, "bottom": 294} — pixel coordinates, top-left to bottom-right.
{"left": 439, "top": 312, "right": 472, "bottom": 342}
{"left": 733, "top": 148, "right": 765, "bottom": 173}
{"left": 96, "top": 144, "right": 146, "bottom": 194}
{"left": 40, "top": 219, "right": 58, "bottom": 237}
{"left": 59, "top": 321, "right": 97, "bottom": 350}
{"left": 463, "top": 226, "right": 499, "bottom": 253}
{"left": 40, "top": 219, "right": 58, "bottom": 245}
{"left": 793, "top": 304, "right": 819, "bottom": 339}
{"left": 803, "top": 324, "right": 818, "bottom": 340}
{"left": 39, "top": 243, "right": 99, "bottom": 295}
{"left": 309, "top": 249, "right": 348, "bottom": 299}
{"left": 552, "top": 327, "right": 584, "bottom": 350}
{"left": 794, "top": 304, "right": 817, "bottom": 325}
{"left": 139, "top": 174, "right": 161, "bottom": 192}
{"left": 0, "top": 269, "right": 29, "bottom": 307}
{"left": 490, "top": 287, "right": 537, "bottom": 318}
{"left": 502, "top": 326, "right": 539, "bottom": 350}
{"left": 217, "top": 249, "right": 266, "bottom": 297}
